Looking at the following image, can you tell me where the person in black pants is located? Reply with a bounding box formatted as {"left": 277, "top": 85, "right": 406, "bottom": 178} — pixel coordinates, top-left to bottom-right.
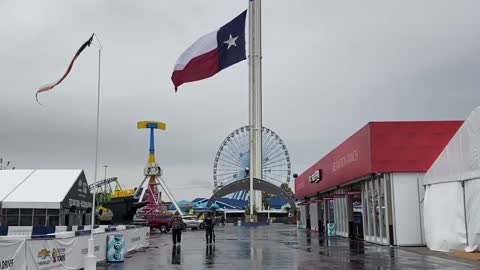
{"left": 169, "top": 211, "right": 184, "bottom": 245}
{"left": 204, "top": 211, "right": 215, "bottom": 245}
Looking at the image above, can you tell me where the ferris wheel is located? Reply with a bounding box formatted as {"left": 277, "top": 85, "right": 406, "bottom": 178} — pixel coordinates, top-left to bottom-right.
{"left": 213, "top": 126, "right": 291, "bottom": 192}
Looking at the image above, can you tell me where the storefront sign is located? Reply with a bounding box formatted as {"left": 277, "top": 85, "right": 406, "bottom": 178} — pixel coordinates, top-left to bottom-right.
{"left": 332, "top": 150, "right": 359, "bottom": 172}
{"left": 68, "top": 199, "right": 92, "bottom": 209}
{"left": 309, "top": 170, "right": 322, "bottom": 183}
{"left": 0, "top": 239, "right": 26, "bottom": 270}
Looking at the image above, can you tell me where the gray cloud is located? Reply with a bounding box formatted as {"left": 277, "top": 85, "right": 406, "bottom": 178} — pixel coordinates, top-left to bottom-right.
{"left": 1, "top": 0, "right": 480, "bottom": 200}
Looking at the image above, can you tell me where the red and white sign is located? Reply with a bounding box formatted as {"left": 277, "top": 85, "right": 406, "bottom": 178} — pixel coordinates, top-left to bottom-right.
{"left": 309, "top": 170, "right": 322, "bottom": 183}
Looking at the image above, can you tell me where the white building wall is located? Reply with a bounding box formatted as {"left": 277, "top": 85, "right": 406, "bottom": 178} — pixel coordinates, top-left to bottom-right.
{"left": 391, "top": 172, "right": 425, "bottom": 246}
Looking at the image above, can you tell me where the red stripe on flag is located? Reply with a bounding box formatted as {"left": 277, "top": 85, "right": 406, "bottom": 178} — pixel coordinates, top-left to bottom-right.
{"left": 171, "top": 49, "right": 220, "bottom": 91}
{"left": 35, "top": 34, "right": 94, "bottom": 104}
{"left": 37, "top": 55, "right": 79, "bottom": 94}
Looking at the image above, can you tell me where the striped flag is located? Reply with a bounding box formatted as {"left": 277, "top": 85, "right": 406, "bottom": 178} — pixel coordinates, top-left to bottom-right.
{"left": 171, "top": 11, "right": 247, "bottom": 91}
{"left": 35, "top": 34, "right": 94, "bottom": 103}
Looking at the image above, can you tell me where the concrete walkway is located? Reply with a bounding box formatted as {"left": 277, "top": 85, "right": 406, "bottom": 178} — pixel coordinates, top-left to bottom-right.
{"left": 99, "top": 224, "right": 480, "bottom": 270}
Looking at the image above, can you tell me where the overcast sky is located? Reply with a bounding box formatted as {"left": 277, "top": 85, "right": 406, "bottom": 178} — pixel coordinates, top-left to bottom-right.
{"left": 1, "top": 0, "right": 480, "bottom": 201}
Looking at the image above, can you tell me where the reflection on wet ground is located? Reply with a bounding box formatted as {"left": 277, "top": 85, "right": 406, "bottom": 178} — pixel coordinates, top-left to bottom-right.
{"left": 98, "top": 224, "right": 479, "bottom": 270}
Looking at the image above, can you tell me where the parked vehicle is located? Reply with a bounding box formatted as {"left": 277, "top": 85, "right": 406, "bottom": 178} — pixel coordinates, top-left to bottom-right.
{"left": 182, "top": 215, "right": 202, "bottom": 230}
{"left": 132, "top": 213, "right": 148, "bottom": 226}
{"left": 148, "top": 215, "right": 173, "bottom": 233}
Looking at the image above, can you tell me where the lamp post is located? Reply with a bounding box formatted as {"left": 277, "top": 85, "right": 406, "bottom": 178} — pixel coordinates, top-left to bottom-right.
{"left": 84, "top": 35, "right": 102, "bottom": 270}
{"left": 103, "top": 165, "right": 108, "bottom": 180}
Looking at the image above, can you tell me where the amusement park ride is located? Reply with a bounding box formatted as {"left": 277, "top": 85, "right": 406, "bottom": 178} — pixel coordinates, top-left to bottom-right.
{"left": 133, "top": 121, "right": 183, "bottom": 220}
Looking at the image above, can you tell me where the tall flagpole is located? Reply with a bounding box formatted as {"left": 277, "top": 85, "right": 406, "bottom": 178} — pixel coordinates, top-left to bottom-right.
{"left": 85, "top": 35, "right": 102, "bottom": 270}
{"left": 249, "top": 0, "right": 263, "bottom": 221}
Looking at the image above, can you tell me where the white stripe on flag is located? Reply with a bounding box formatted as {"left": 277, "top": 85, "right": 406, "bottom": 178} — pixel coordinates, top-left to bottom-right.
{"left": 173, "top": 30, "right": 217, "bottom": 71}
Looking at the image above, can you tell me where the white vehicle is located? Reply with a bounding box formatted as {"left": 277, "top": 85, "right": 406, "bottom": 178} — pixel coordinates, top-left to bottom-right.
{"left": 132, "top": 211, "right": 148, "bottom": 226}
{"left": 96, "top": 206, "right": 113, "bottom": 224}
{"left": 182, "top": 215, "right": 202, "bottom": 230}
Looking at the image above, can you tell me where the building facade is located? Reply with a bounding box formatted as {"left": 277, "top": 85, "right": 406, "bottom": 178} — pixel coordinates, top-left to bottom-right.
{"left": 0, "top": 170, "right": 93, "bottom": 227}
{"left": 295, "top": 121, "right": 462, "bottom": 246}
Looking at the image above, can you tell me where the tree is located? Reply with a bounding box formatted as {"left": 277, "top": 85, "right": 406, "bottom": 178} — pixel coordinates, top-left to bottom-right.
{"left": 280, "top": 183, "right": 294, "bottom": 197}
{"left": 262, "top": 192, "right": 273, "bottom": 209}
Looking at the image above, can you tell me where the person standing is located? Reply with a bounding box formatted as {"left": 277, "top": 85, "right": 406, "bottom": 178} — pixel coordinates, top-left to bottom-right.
{"left": 204, "top": 211, "right": 215, "bottom": 245}
{"left": 169, "top": 211, "right": 184, "bottom": 245}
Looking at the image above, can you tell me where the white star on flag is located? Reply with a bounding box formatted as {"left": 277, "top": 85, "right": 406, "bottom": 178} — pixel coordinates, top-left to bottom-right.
{"left": 224, "top": 34, "right": 239, "bottom": 50}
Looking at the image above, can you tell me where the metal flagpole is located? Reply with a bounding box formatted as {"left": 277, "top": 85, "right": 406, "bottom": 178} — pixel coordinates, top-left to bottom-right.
{"left": 85, "top": 34, "right": 102, "bottom": 270}
{"left": 248, "top": 0, "right": 263, "bottom": 222}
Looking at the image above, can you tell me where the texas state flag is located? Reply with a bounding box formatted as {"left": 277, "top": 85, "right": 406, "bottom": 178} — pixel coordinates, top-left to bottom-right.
{"left": 171, "top": 10, "right": 247, "bottom": 91}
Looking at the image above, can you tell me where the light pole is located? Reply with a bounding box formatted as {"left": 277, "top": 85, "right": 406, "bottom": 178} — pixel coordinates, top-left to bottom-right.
{"left": 84, "top": 35, "right": 102, "bottom": 270}
{"left": 103, "top": 165, "right": 108, "bottom": 180}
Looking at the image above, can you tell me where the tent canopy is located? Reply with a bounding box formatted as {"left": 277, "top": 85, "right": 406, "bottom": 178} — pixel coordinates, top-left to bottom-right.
{"left": 424, "top": 107, "right": 480, "bottom": 252}
{"left": 0, "top": 170, "right": 34, "bottom": 202}
{"left": 425, "top": 107, "right": 480, "bottom": 185}
{"left": 0, "top": 170, "right": 88, "bottom": 209}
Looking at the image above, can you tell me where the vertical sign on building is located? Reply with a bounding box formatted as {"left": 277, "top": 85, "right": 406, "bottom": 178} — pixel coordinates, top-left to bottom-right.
{"left": 106, "top": 234, "right": 125, "bottom": 263}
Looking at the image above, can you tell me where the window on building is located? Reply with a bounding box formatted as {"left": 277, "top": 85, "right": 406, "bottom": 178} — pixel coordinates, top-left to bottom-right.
{"left": 20, "top": 208, "right": 33, "bottom": 226}
{"left": 20, "top": 216, "right": 32, "bottom": 226}
{"left": 5, "top": 209, "right": 19, "bottom": 226}
{"left": 0, "top": 208, "right": 5, "bottom": 226}
{"left": 64, "top": 214, "right": 70, "bottom": 226}
{"left": 33, "top": 209, "right": 47, "bottom": 226}
{"left": 48, "top": 216, "right": 60, "bottom": 226}
{"left": 329, "top": 200, "right": 335, "bottom": 223}
{"left": 47, "top": 209, "right": 58, "bottom": 215}
{"left": 83, "top": 214, "right": 91, "bottom": 225}
{"left": 47, "top": 209, "right": 60, "bottom": 226}
{"left": 6, "top": 208, "right": 19, "bottom": 216}
{"left": 6, "top": 215, "right": 19, "bottom": 226}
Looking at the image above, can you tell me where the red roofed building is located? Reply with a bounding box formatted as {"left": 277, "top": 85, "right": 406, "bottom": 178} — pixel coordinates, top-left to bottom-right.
{"left": 295, "top": 121, "right": 462, "bottom": 246}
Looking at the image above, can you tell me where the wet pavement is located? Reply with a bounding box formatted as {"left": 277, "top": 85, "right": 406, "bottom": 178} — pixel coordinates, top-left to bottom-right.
{"left": 99, "top": 224, "right": 479, "bottom": 270}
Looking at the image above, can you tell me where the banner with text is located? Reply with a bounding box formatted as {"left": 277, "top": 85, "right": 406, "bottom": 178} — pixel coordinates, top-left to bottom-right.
{"left": 0, "top": 238, "right": 26, "bottom": 270}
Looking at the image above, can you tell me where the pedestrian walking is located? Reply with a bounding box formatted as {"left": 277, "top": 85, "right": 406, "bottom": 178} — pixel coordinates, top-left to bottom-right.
{"left": 204, "top": 211, "right": 215, "bottom": 245}
{"left": 169, "top": 211, "right": 184, "bottom": 245}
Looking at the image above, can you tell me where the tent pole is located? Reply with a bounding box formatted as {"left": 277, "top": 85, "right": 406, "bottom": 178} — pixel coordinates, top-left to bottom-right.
{"left": 462, "top": 181, "right": 469, "bottom": 247}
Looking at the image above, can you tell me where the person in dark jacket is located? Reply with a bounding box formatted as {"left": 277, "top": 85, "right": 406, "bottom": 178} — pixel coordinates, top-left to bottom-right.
{"left": 204, "top": 211, "right": 215, "bottom": 244}
{"left": 169, "top": 211, "right": 184, "bottom": 245}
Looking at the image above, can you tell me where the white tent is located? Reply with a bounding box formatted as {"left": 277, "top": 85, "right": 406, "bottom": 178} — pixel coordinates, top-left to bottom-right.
{"left": 0, "top": 170, "right": 35, "bottom": 202}
{"left": 0, "top": 170, "right": 85, "bottom": 209}
{"left": 424, "top": 107, "right": 480, "bottom": 252}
